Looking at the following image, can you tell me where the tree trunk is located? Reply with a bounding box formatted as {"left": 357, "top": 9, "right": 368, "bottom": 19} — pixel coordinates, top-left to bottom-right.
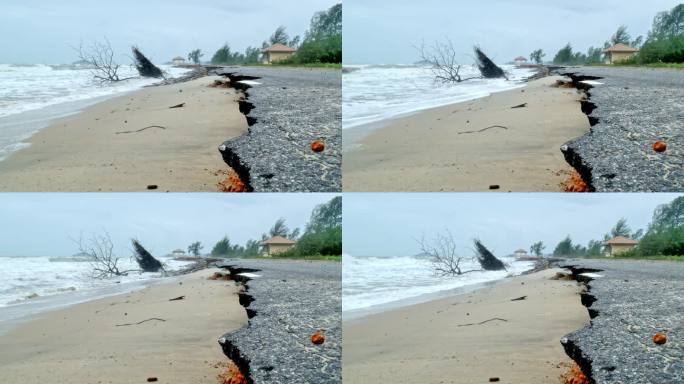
{"left": 132, "top": 239, "right": 163, "bottom": 272}
{"left": 132, "top": 47, "right": 163, "bottom": 78}
{"left": 474, "top": 47, "right": 506, "bottom": 79}
{"left": 474, "top": 240, "right": 507, "bottom": 270}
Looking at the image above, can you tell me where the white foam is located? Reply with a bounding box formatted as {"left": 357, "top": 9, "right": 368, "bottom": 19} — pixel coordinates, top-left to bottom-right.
{"left": 238, "top": 272, "right": 261, "bottom": 278}
{"left": 342, "top": 64, "right": 536, "bottom": 129}
{"left": 343, "top": 254, "right": 535, "bottom": 312}
{"left": 0, "top": 64, "right": 192, "bottom": 161}
{"left": 579, "top": 80, "right": 604, "bottom": 85}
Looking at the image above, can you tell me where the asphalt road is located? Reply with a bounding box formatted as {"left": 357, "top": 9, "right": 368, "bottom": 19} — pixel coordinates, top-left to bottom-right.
{"left": 558, "top": 66, "right": 684, "bottom": 192}
{"left": 216, "top": 259, "right": 341, "bottom": 384}
{"left": 561, "top": 259, "right": 683, "bottom": 383}
{"left": 215, "top": 67, "right": 341, "bottom": 192}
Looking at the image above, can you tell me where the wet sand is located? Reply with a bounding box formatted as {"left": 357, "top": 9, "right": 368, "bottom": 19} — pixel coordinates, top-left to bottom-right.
{"left": 343, "top": 268, "right": 590, "bottom": 384}
{"left": 0, "top": 76, "right": 248, "bottom": 191}
{"left": 343, "top": 76, "right": 590, "bottom": 191}
{"left": 0, "top": 268, "right": 248, "bottom": 384}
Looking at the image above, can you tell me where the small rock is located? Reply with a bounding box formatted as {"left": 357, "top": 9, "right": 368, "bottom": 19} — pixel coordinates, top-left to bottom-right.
{"left": 653, "top": 332, "right": 667, "bottom": 345}
{"left": 147, "top": 377, "right": 158, "bottom": 382}
{"left": 489, "top": 185, "right": 500, "bottom": 190}
{"left": 311, "top": 331, "right": 325, "bottom": 345}
{"left": 147, "top": 185, "right": 158, "bottom": 190}
{"left": 311, "top": 140, "right": 325, "bottom": 153}
{"left": 489, "top": 378, "right": 500, "bottom": 382}
{"left": 653, "top": 141, "right": 667, "bottom": 153}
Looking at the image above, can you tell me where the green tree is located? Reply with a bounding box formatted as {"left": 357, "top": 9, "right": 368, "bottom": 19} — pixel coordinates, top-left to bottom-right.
{"left": 611, "top": 25, "right": 632, "bottom": 45}
{"left": 269, "top": 26, "right": 290, "bottom": 45}
{"left": 211, "top": 236, "right": 231, "bottom": 256}
{"left": 553, "top": 236, "right": 586, "bottom": 256}
{"left": 529, "top": 49, "right": 545, "bottom": 64}
{"left": 244, "top": 239, "right": 261, "bottom": 257}
{"left": 187, "top": 49, "right": 203, "bottom": 64}
{"left": 211, "top": 44, "right": 231, "bottom": 64}
{"left": 244, "top": 46, "right": 261, "bottom": 64}
{"left": 306, "top": 196, "right": 342, "bottom": 233}
{"left": 289, "top": 3, "right": 342, "bottom": 64}
{"left": 586, "top": 47, "right": 604, "bottom": 64}
{"left": 272, "top": 196, "right": 342, "bottom": 258}
{"left": 553, "top": 43, "right": 575, "bottom": 64}
{"left": 529, "top": 241, "right": 545, "bottom": 256}
{"left": 586, "top": 239, "right": 604, "bottom": 257}
{"left": 610, "top": 218, "right": 632, "bottom": 237}
{"left": 187, "top": 241, "right": 203, "bottom": 256}
{"left": 269, "top": 218, "right": 290, "bottom": 238}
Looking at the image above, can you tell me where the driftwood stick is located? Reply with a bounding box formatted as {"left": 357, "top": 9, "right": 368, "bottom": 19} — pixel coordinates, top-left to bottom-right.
{"left": 457, "top": 125, "right": 508, "bottom": 135}
{"left": 169, "top": 103, "right": 185, "bottom": 109}
{"left": 115, "top": 125, "right": 166, "bottom": 135}
{"left": 169, "top": 295, "right": 185, "bottom": 301}
{"left": 511, "top": 103, "right": 527, "bottom": 109}
{"left": 457, "top": 317, "right": 508, "bottom": 327}
{"left": 510, "top": 295, "right": 527, "bottom": 301}
{"left": 115, "top": 317, "right": 166, "bottom": 327}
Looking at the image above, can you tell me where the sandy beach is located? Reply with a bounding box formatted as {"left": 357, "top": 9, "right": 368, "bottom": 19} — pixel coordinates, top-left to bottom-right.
{"left": 0, "top": 76, "right": 248, "bottom": 191}
{"left": 343, "top": 75, "right": 590, "bottom": 192}
{"left": 343, "top": 268, "right": 590, "bottom": 383}
{"left": 0, "top": 268, "right": 248, "bottom": 383}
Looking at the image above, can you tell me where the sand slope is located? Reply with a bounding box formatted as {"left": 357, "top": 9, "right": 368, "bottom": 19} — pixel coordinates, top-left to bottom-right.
{"left": 0, "top": 76, "right": 248, "bottom": 191}
{"left": 343, "top": 269, "right": 590, "bottom": 384}
{"left": 343, "top": 76, "right": 590, "bottom": 191}
{"left": 0, "top": 268, "right": 248, "bottom": 384}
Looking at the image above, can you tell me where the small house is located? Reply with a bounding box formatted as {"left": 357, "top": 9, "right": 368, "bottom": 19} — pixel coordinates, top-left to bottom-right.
{"left": 172, "top": 56, "right": 186, "bottom": 66}
{"left": 260, "top": 236, "right": 296, "bottom": 256}
{"left": 604, "top": 236, "right": 638, "bottom": 256}
{"left": 514, "top": 56, "right": 528, "bottom": 66}
{"left": 171, "top": 249, "right": 186, "bottom": 257}
{"left": 261, "top": 44, "right": 297, "bottom": 64}
{"left": 603, "top": 44, "right": 639, "bottom": 64}
{"left": 514, "top": 248, "right": 528, "bottom": 258}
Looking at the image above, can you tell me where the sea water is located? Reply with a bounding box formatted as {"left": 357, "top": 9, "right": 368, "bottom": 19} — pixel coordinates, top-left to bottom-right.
{"left": 342, "top": 64, "right": 536, "bottom": 129}
{"left": 342, "top": 253, "right": 535, "bottom": 314}
{"left": 0, "top": 255, "right": 195, "bottom": 328}
{"left": 0, "top": 64, "right": 192, "bottom": 160}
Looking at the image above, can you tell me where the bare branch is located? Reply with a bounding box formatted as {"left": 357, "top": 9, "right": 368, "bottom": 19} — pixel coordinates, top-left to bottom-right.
{"left": 416, "top": 38, "right": 483, "bottom": 84}
{"left": 73, "top": 38, "right": 128, "bottom": 83}
{"left": 74, "top": 231, "right": 139, "bottom": 279}
{"left": 418, "top": 229, "right": 481, "bottom": 276}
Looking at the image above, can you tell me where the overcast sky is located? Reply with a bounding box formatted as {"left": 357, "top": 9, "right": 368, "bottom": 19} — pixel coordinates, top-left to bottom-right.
{"left": 0, "top": 0, "right": 338, "bottom": 64}
{"left": 0, "top": 193, "right": 337, "bottom": 257}
{"left": 344, "top": 0, "right": 680, "bottom": 64}
{"left": 343, "top": 193, "right": 682, "bottom": 257}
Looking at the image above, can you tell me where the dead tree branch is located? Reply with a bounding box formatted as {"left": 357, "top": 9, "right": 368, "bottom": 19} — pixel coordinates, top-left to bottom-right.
{"left": 115, "top": 125, "right": 166, "bottom": 134}
{"left": 457, "top": 125, "right": 509, "bottom": 135}
{"left": 418, "top": 229, "right": 480, "bottom": 276}
{"left": 115, "top": 318, "right": 166, "bottom": 327}
{"left": 74, "top": 38, "right": 132, "bottom": 83}
{"left": 417, "top": 39, "right": 482, "bottom": 84}
{"left": 457, "top": 317, "right": 508, "bottom": 327}
{"left": 74, "top": 232, "right": 137, "bottom": 279}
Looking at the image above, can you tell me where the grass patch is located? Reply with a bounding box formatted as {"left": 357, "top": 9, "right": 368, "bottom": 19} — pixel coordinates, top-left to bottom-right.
{"left": 245, "top": 63, "right": 341, "bottom": 69}
{"left": 589, "top": 62, "right": 684, "bottom": 69}
{"left": 613, "top": 254, "right": 684, "bottom": 262}
{"left": 273, "top": 254, "right": 342, "bottom": 262}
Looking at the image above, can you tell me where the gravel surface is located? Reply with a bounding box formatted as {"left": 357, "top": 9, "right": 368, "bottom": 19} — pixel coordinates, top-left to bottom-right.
{"left": 215, "top": 67, "right": 341, "bottom": 192}
{"left": 557, "top": 67, "right": 684, "bottom": 192}
{"left": 216, "top": 259, "right": 341, "bottom": 384}
{"left": 561, "top": 259, "right": 683, "bottom": 383}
